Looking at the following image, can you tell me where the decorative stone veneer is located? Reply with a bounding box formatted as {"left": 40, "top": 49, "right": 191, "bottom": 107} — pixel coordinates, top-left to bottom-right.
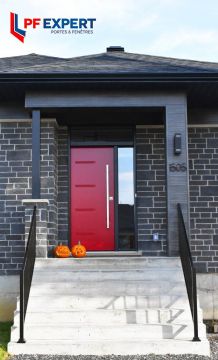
{"left": 136, "top": 126, "right": 167, "bottom": 255}
{"left": 189, "top": 127, "right": 218, "bottom": 273}
{"left": 0, "top": 121, "right": 67, "bottom": 274}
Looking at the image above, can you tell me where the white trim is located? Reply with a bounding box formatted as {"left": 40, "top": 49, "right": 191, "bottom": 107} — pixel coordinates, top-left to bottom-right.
{"left": 136, "top": 124, "right": 218, "bottom": 129}
{"left": 22, "top": 199, "right": 49, "bottom": 205}
{"left": 0, "top": 119, "right": 31, "bottom": 123}
{"left": 0, "top": 118, "right": 56, "bottom": 123}
{"left": 136, "top": 125, "right": 164, "bottom": 129}
{"left": 188, "top": 123, "right": 218, "bottom": 128}
{"left": 1, "top": 120, "right": 218, "bottom": 127}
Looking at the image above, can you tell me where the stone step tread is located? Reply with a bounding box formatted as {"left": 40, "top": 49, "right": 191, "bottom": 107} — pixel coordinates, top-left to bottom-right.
{"left": 12, "top": 321, "right": 204, "bottom": 328}
{"left": 11, "top": 332, "right": 206, "bottom": 342}
{"left": 7, "top": 339, "right": 211, "bottom": 356}
{"left": 34, "top": 268, "right": 183, "bottom": 272}
{"left": 16, "top": 294, "right": 195, "bottom": 309}
{"left": 13, "top": 304, "right": 203, "bottom": 327}
{"left": 30, "top": 281, "right": 186, "bottom": 287}
{"left": 14, "top": 322, "right": 202, "bottom": 328}
{"left": 11, "top": 322, "right": 206, "bottom": 329}
{"left": 34, "top": 268, "right": 183, "bottom": 273}
{"left": 35, "top": 257, "right": 180, "bottom": 260}
{"left": 32, "top": 276, "right": 185, "bottom": 288}
{"left": 24, "top": 295, "right": 191, "bottom": 302}
{"left": 34, "top": 258, "right": 181, "bottom": 267}
{"left": 28, "top": 291, "right": 188, "bottom": 296}
{"left": 15, "top": 307, "right": 197, "bottom": 313}
{"left": 11, "top": 326, "right": 207, "bottom": 341}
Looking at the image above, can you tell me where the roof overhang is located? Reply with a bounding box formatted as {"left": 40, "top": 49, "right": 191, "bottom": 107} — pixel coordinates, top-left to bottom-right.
{"left": 1, "top": 72, "right": 218, "bottom": 108}
{"left": 1, "top": 72, "right": 218, "bottom": 83}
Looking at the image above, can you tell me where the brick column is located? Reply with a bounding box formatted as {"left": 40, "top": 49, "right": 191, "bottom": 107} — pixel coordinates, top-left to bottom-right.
{"left": 22, "top": 199, "right": 49, "bottom": 258}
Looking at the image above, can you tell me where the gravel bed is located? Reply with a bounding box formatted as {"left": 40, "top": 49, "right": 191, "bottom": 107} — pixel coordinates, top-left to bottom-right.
{"left": 9, "top": 335, "right": 218, "bottom": 360}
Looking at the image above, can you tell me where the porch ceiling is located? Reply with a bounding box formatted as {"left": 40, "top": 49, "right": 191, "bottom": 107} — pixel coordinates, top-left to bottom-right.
{"left": 50, "top": 107, "right": 164, "bottom": 126}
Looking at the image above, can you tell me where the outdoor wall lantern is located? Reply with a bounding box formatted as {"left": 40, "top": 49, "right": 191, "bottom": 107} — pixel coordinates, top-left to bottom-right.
{"left": 174, "top": 133, "right": 182, "bottom": 155}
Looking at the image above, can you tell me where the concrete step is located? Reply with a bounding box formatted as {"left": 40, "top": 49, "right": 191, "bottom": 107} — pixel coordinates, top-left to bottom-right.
{"left": 13, "top": 308, "right": 201, "bottom": 326}
{"left": 34, "top": 257, "right": 182, "bottom": 269}
{"left": 29, "top": 281, "right": 187, "bottom": 296}
{"left": 8, "top": 338, "right": 211, "bottom": 356}
{"left": 9, "top": 257, "right": 209, "bottom": 356}
{"left": 32, "top": 270, "right": 184, "bottom": 282}
{"left": 22, "top": 294, "right": 194, "bottom": 311}
{"left": 10, "top": 323, "right": 207, "bottom": 342}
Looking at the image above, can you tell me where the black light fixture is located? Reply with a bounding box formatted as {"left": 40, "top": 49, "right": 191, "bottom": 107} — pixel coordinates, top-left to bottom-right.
{"left": 174, "top": 133, "right": 182, "bottom": 155}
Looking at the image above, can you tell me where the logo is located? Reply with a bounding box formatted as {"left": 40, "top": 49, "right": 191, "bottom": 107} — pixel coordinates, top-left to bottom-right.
{"left": 10, "top": 12, "right": 26, "bottom": 43}
{"left": 10, "top": 12, "right": 96, "bottom": 43}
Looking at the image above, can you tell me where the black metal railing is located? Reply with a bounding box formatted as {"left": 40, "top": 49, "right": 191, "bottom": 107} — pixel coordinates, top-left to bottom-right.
{"left": 18, "top": 206, "right": 37, "bottom": 343}
{"left": 177, "top": 203, "right": 200, "bottom": 342}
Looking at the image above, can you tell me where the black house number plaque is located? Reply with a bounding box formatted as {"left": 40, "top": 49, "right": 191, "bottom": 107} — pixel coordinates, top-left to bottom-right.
{"left": 169, "top": 163, "right": 187, "bottom": 172}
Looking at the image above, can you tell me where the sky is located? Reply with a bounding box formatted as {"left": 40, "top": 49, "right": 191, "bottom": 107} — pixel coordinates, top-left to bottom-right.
{"left": 1, "top": 0, "right": 218, "bottom": 62}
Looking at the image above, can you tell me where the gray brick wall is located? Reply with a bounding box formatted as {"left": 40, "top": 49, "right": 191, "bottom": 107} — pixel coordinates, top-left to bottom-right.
{"left": 0, "top": 122, "right": 31, "bottom": 275}
{"left": 3, "top": 121, "right": 218, "bottom": 273}
{"left": 0, "top": 121, "right": 69, "bottom": 274}
{"left": 136, "top": 127, "right": 167, "bottom": 255}
{"left": 41, "top": 121, "right": 58, "bottom": 254}
{"left": 57, "top": 127, "right": 69, "bottom": 245}
{"left": 189, "top": 127, "right": 218, "bottom": 273}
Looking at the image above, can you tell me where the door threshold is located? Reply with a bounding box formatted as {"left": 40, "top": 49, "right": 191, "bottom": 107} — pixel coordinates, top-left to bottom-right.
{"left": 86, "top": 251, "right": 143, "bottom": 257}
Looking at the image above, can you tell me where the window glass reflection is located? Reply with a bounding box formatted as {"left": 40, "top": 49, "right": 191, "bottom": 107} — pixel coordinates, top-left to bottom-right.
{"left": 118, "top": 148, "right": 135, "bottom": 249}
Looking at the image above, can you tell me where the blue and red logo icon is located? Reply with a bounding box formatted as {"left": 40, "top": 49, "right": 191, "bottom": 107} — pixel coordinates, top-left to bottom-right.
{"left": 10, "top": 12, "right": 26, "bottom": 43}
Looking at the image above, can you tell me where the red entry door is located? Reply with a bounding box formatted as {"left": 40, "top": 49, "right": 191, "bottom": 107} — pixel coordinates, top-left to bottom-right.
{"left": 71, "top": 147, "right": 115, "bottom": 251}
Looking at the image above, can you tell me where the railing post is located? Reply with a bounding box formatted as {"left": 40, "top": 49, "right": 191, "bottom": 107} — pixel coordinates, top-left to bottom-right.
{"left": 192, "top": 268, "right": 200, "bottom": 342}
{"left": 177, "top": 203, "right": 201, "bottom": 342}
{"left": 18, "top": 271, "right": 26, "bottom": 343}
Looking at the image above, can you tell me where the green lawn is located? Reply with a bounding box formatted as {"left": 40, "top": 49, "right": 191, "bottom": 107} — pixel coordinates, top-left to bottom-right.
{"left": 0, "top": 322, "right": 11, "bottom": 360}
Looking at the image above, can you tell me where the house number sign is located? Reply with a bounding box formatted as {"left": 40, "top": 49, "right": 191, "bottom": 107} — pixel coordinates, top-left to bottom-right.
{"left": 169, "top": 163, "right": 187, "bottom": 172}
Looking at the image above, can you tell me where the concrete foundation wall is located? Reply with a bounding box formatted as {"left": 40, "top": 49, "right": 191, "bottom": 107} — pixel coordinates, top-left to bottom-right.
{"left": 0, "top": 275, "right": 19, "bottom": 321}
{"left": 197, "top": 273, "right": 218, "bottom": 320}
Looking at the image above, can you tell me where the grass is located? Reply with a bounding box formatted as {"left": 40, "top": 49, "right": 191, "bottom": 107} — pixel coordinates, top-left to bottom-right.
{"left": 0, "top": 322, "right": 11, "bottom": 360}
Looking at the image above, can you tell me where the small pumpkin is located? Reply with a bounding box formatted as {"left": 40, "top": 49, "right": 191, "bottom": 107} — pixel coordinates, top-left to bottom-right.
{"left": 72, "top": 241, "right": 86, "bottom": 258}
{"left": 54, "top": 243, "right": 71, "bottom": 258}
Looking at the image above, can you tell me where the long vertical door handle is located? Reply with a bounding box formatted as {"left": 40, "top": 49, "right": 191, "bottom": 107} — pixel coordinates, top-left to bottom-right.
{"left": 106, "top": 164, "right": 110, "bottom": 229}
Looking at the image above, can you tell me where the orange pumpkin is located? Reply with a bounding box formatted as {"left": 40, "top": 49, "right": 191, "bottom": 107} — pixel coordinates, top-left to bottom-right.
{"left": 54, "top": 243, "right": 71, "bottom": 258}
{"left": 72, "top": 241, "right": 86, "bottom": 258}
